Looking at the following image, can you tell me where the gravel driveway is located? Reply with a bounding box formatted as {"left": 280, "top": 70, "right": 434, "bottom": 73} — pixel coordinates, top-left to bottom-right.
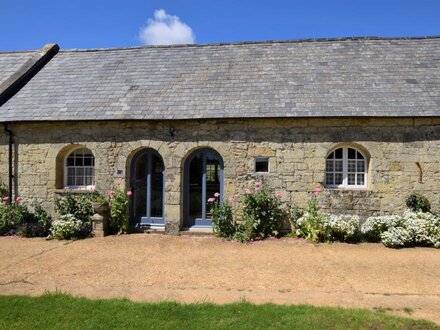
{"left": 0, "top": 234, "right": 439, "bottom": 324}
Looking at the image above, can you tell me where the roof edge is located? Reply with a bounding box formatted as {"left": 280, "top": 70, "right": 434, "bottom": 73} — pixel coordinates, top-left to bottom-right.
{"left": 60, "top": 35, "right": 440, "bottom": 52}
{"left": 0, "top": 43, "right": 59, "bottom": 107}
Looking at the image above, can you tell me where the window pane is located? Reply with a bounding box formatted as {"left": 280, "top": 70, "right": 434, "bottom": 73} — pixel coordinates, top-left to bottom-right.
{"left": 357, "top": 151, "right": 364, "bottom": 159}
{"left": 84, "top": 168, "right": 93, "bottom": 176}
{"left": 67, "top": 177, "right": 75, "bottom": 186}
{"left": 67, "top": 168, "right": 75, "bottom": 176}
{"left": 357, "top": 161, "right": 365, "bottom": 172}
{"left": 327, "top": 151, "right": 334, "bottom": 159}
{"left": 75, "top": 157, "right": 84, "bottom": 166}
{"left": 76, "top": 167, "right": 84, "bottom": 177}
{"left": 255, "top": 158, "right": 269, "bottom": 172}
{"left": 325, "top": 173, "right": 334, "bottom": 185}
{"left": 348, "top": 174, "right": 356, "bottom": 185}
{"left": 84, "top": 157, "right": 93, "bottom": 166}
{"left": 348, "top": 160, "right": 356, "bottom": 172}
{"left": 75, "top": 176, "right": 84, "bottom": 186}
{"left": 348, "top": 148, "right": 356, "bottom": 159}
{"left": 67, "top": 157, "right": 75, "bottom": 166}
{"left": 335, "top": 148, "right": 343, "bottom": 159}
{"left": 325, "top": 160, "right": 333, "bottom": 172}
{"left": 335, "top": 160, "right": 343, "bottom": 172}
{"left": 357, "top": 174, "right": 365, "bottom": 185}
{"left": 85, "top": 176, "right": 93, "bottom": 186}
{"left": 335, "top": 173, "right": 343, "bottom": 184}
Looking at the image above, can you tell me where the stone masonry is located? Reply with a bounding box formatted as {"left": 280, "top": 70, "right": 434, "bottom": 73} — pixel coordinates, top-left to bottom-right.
{"left": 0, "top": 117, "right": 439, "bottom": 234}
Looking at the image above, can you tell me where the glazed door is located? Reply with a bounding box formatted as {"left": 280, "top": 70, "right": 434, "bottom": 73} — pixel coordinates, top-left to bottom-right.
{"left": 184, "top": 149, "right": 223, "bottom": 227}
{"left": 131, "top": 150, "right": 165, "bottom": 225}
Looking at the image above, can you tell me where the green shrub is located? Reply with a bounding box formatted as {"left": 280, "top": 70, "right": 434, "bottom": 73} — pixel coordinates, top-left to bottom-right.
{"left": 50, "top": 214, "right": 83, "bottom": 240}
{"left": 55, "top": 192, "right": 96, "bottom": 222}
{"left": 18, "top": 204, "right": 53, "bottom": 238}
{"left": 54, "top": 192, "right": 95, "bottom": 238}
{"left": 405, "top": 193, "right": 431, "bottom": 213}
{"left": 241, "top": 182, "right": 286, "bottom": 240}
{"left": 290, "top": 188, "right": 360, "bottom": 243}
{"left": 109, "top": 179, "right": 130, "bottom": 234}
{"left": 209, "top": 195, "right": 236, "bottom": 239}
{"left": 0, "top": 200, "right": 37, "bottom": 236}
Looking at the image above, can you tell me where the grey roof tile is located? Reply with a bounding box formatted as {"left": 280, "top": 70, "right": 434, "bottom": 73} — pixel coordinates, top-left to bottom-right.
{"left": 1, "top": 37, "right": 440, "bottom": 121}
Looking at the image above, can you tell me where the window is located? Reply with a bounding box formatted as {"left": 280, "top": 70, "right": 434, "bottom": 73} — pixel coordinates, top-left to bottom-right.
{"left": 65, "top": 148, "right": 95, "bottom": 188}
{"left": 206, "top": 161, "right": 220, "bottom": 183}
{"left": 255, "top": 157, "right": 269, "bottom": 173}
{"left": 325, "top": 147, "right": 367, "bottom": 188}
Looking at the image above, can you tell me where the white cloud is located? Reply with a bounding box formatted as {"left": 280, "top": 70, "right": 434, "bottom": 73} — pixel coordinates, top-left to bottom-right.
{"left": 139, "top": 9, "right": 195, "bottom": 45}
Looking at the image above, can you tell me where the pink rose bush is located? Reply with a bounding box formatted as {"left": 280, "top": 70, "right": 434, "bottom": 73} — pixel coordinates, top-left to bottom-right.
{"left": 108, "top": 178, "right": 131, "bottom": 234}
{"left": 210, "top": 181, "right": 287, "bottom": 243}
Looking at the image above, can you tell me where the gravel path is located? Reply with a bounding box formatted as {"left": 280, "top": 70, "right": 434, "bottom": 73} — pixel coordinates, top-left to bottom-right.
{"left": 1, "top": 234, "right": 439, "bottom": 324}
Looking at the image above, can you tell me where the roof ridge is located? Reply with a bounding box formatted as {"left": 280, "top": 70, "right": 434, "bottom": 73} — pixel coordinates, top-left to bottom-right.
{"left": 0, "top": 50, "right": 40, "bottom": 54}
{"left": 59, "top": 35, "right": 440, "bottom": 52}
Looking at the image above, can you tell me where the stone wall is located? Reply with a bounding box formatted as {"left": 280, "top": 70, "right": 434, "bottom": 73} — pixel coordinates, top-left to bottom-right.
{"left": 0, "top": 117, "right": 439, "bottom": 232}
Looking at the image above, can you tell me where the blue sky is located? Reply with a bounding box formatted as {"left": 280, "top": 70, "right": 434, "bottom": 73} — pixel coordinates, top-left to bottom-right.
{"left": 1, "top": 0, "right": 439, "bottom": 50}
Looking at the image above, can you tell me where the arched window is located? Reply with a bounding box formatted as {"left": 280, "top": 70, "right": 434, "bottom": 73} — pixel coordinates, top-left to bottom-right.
{"left": 325, "top": 147, "right": 367, "bottom": 188}
{"left": 65, "top": 148, "right": 95, "bottom": 188}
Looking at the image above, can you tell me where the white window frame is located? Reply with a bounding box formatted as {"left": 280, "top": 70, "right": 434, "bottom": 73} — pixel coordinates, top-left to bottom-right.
{"left": 255, "top": 157, "right": 270, "bottom": 173}
{"left": 64, "top": 147, "right": 95, "bottom": 190}
{"left": 325, "top": 147, "right": 367, "bottom": 189}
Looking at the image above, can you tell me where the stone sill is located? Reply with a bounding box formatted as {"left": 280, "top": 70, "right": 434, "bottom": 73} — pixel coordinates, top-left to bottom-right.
{"left": 54, "top": 189, "right": 95, "bottom": 195}
{"left": 323, "top": 188, "right": 371, "bottom": 191}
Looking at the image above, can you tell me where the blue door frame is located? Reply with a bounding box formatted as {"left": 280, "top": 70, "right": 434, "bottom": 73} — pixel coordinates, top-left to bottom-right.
{"left": 130, "top": 149, "right": 165, "bottom": 226}
{"left": 183, "top": 148, "right": 224, "bottom": 228}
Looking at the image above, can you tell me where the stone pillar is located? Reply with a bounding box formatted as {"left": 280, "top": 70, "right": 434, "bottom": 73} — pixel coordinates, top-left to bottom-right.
{"left": 91, "top": 204, "right": 109, "bottom": 237}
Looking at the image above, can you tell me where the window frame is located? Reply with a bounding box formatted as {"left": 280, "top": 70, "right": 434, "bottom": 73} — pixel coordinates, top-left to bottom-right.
{"left": 325, "top": 147, "right": 367, "bottom": 189}
{"left": 64, "top": 147, "right": 96, "bottom": 190}
{"left": 255, "top": 157, "right": 270, "bottom": 173}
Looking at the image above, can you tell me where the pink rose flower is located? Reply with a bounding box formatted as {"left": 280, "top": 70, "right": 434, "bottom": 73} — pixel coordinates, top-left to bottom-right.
{"left": 214, "top": 192, "right": 220, "bottom": 198}
{"left": 15, "top": 196, "right": 22, "bottom": 203}
{"left": 276, "top": 193, "right": 283, "bottom": 199}
{"left": 126, "top": 191, "right": 132, "bottom": 196}
{"left": 320, "top": 204, "right": 327, "bottom": 209}
{"left": 243, "top": 204, "right": 247, "bottom": 208}
{"left": 245, "top": 188, "right": 252, "bottom": 194}
{"left": 114, "top": 178, "right": 122, "bottom": 186}
{"left": 255, "top": 181, "right": 261, "bottom": 188}
{"left": 312, "top": 187, "right": 322, "bottom": 196}
{"left": 255, "top": 187, "right": 261, "bottom": 192}
{"left": 228, "top": 196, "right": 236, "bottom": 203}
{"left": 2, "top": 196, "right": 9, "bottom": 203}
{"left": 109, "top": 191, "right": 116, "bottom": 198}
{"left": 207, "top": 197, "right": 215, "bottom": 203}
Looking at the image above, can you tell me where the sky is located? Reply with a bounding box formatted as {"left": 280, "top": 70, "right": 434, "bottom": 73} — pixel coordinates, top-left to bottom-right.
{"left": 0, "top": 0, "right": 439, "bottom": 51}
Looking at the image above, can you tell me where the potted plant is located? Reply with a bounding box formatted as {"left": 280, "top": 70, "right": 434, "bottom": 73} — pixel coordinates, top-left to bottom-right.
{"left": 91, "top": 193, "right": 109, "bottom": 215}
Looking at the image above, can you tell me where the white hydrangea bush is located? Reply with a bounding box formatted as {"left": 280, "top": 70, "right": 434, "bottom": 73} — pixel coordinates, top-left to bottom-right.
{"left": 402, "top": 210, "right": 440, "bottom": 247}
{"left": 360, "top": 215, "right": 403, "bottom": 242}
{"left": 362, "top": 211, "right": 440, "bottom": 248}
{"left": 323, "top": 214, "right": 360, "bottom": 241}
{"left": 293, "top": 212, "right": 360, "bottom": 242}
{"left": 50, "top": 214, "right": 82, "bottom": 240}
{"left": 380, "top": 227, "right": 412, "bottom": 248}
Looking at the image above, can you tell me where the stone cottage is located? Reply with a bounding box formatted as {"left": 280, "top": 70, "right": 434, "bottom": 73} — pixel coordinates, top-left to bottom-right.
{"left": 0, "top": 37, "right": 439, "bottom": 234}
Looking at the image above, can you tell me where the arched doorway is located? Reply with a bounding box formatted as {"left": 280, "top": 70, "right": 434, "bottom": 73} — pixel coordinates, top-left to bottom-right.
{"left": 183, "top": 148, "right": 224, "bottom": 228}
{"left": 130, "top": 148, "right": 165, "bottom": 226}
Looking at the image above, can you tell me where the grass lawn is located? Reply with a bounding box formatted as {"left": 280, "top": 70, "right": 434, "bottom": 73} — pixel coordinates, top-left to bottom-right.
{"left": 0, "top": 293, "right": 438, "bottom": 330}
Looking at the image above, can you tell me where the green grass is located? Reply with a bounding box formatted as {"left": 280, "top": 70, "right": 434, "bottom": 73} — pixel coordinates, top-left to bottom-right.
{"left": 0, "top": 293, "right": 438, "bottom": 330}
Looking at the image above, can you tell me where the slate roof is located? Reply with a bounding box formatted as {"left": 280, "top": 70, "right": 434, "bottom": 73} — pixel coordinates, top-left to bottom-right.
{"left": 0, "top": 44, "right": 59, "bottom": 108}
{"left": 1, "top": 37, "right": 439, "bottom": 122}
{"left": 0, "top": 52, "right": 37, "bottom": 85}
